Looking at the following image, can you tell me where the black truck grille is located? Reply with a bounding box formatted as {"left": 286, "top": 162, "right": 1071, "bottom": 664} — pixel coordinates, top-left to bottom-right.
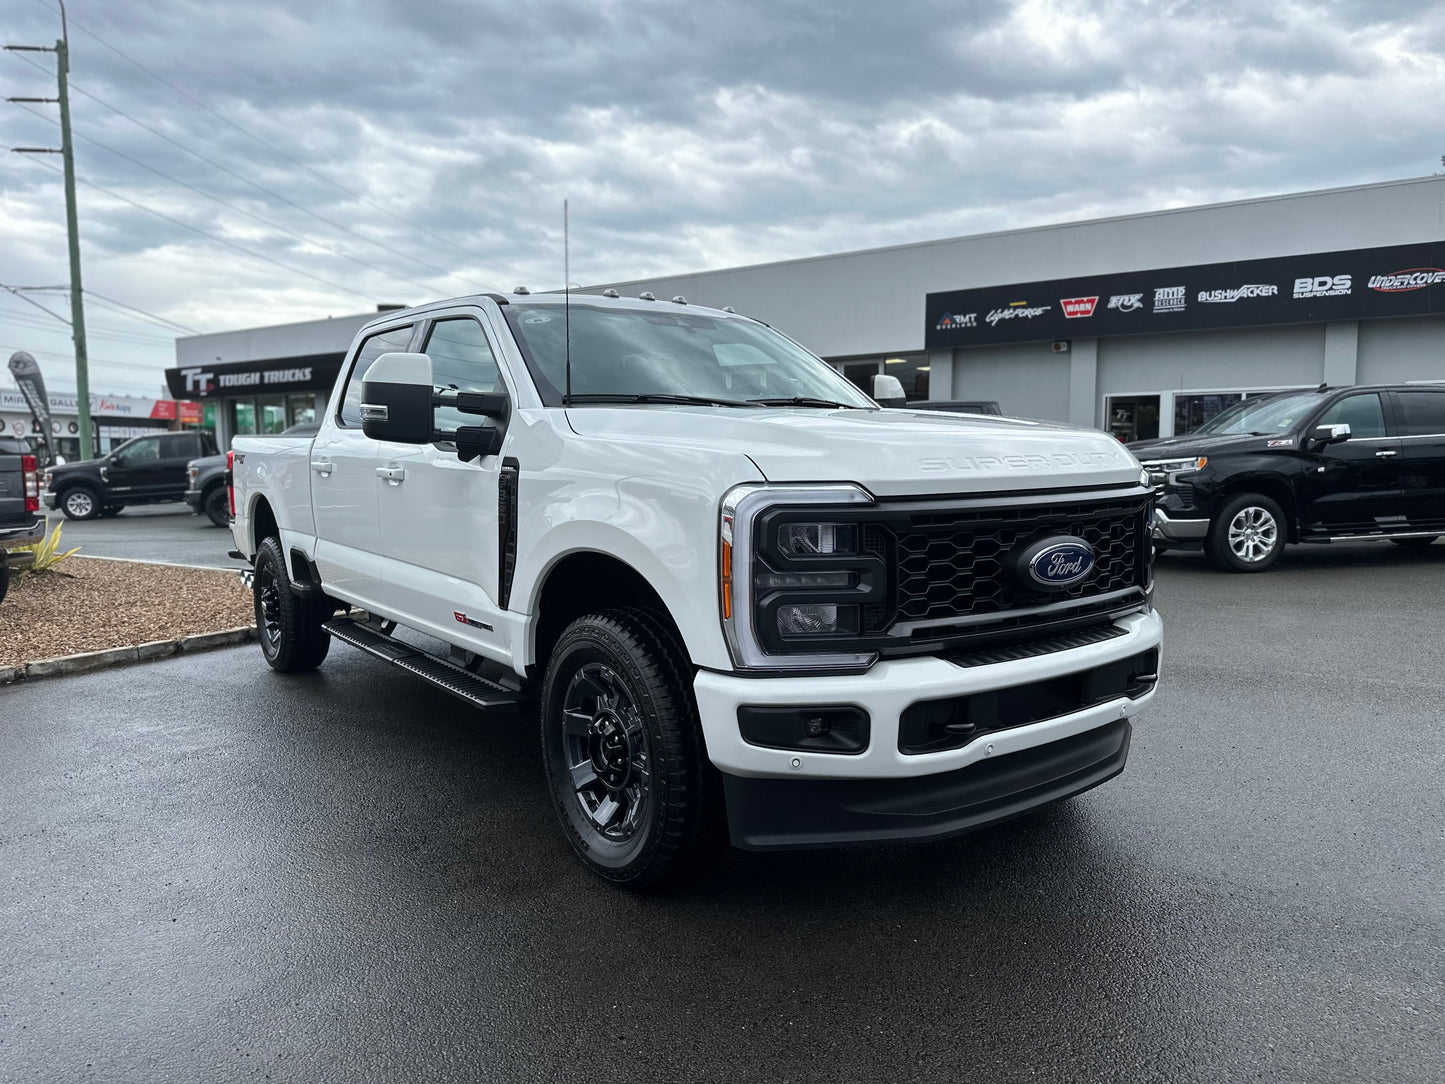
{"left": 883, "top": 494, "right": 1150, "bottom": 628}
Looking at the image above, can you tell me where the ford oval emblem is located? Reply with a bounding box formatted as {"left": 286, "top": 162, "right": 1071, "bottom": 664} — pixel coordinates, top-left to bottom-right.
{"left": 1014, "top": 536, "right": 1095, "bottom": 591}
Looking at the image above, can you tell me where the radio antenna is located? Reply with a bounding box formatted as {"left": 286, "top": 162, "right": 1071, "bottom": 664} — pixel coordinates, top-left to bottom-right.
{"left": 563, "top": 199, "right": 572, "bottom": 407}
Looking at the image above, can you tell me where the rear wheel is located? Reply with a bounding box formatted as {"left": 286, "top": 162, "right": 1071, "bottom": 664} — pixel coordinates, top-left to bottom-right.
{"left": 1389, "top": 536, "right": 1438, "bottom": 549}
{"left": 253, "top": 536, "right": 331, "bottom": 673}
{"left": 60, "top": 485, "right": 101, "bottom": 521}
{"left": 540, "top": 609, "right": 723, "bottom": 889}
{"left": 203, "top": 486, "right": 230, "bottom": 528}
{"left": 1205, "top": 493, "right": 1286, "bottom": 573}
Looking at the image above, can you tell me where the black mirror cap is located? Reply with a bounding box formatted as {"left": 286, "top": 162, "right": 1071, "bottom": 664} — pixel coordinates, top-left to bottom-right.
{"left": 453, "top": 391, "right": 510, "bottom": 421}
{"left": 453, "top": 426, "right": 503, "bottom": 463}
{"left": 360, "top": 380, "right": 434, "bottom": 443}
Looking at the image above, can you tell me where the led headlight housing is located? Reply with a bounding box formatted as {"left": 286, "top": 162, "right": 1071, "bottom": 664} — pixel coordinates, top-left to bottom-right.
{"left": 720, "top": 484, "right": 882, "bottom": 671}
{"left": 1140, "top": 456, "right": 1206, "bottom": 490}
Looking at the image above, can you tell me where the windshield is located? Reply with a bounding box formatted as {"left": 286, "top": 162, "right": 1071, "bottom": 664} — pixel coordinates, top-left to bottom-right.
{"left": 503, "top": 303, "right": 877, "bottom": 409}
{"left": 1192, "top": 392, "right": 1325, "bottom": 436}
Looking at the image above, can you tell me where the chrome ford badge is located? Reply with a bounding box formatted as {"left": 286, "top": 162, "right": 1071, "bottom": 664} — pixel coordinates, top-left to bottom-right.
{"left": 1014, "top": 536, "right": 1095, "bottom": 591}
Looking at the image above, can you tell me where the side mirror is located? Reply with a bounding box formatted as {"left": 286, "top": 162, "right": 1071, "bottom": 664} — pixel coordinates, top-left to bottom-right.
{"left": 361, "top": 352, "right": 436, "bottom": 443}
{"left": 872, "top": 373, "right": 906, "bottom": 407}
{"left": 1309, "top": 422, "right": 1351, "bottom": 448}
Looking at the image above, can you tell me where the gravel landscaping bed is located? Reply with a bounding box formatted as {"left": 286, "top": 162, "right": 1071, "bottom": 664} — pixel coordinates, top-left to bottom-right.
{"left": 0, "top": 558, "right": 254, "bottom": 670}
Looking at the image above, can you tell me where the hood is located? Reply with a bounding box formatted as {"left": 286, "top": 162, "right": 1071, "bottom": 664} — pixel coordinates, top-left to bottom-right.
{"left": 1128, "top": 431, "right": 1291, "bottom": 460}
{"left": 565, "top": 406, "right": 1142, "bottom": 497}
{"left": 47, "top": 456, "right": 106, "bottom": 475}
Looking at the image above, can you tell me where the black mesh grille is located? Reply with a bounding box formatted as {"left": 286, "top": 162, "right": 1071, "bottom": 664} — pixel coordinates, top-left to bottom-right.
{"left": 892, "top": 496, "right": 1149, "bottom": 625}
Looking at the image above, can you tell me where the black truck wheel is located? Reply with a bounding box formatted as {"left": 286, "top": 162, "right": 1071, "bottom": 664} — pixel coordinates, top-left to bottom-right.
{"left": 1205, "top": 493, "right": 1286, "bottom": 573}
{"left": 60, "top": 485, "right": 102, "bottom": 520}
{"left": 203, "top": 486, "right": 230, "bottom": 528}
{"left": 540, "top": 609, "right": 723, "bottom": 889}
{"left": 252, "top": 536, "right": 331, "bottom": 673}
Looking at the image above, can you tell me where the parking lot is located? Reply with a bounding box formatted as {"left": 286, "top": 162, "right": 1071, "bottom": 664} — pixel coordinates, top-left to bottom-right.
{"left": 2, "top": 519, "right": 1442, "bottom": 1083}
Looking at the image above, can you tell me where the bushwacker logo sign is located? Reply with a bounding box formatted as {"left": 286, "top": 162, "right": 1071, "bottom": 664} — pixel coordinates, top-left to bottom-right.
{"left": 1198, "top": 284, "right": 1278, "bottom": 303}
{"left": 924, "top": 240, "right": 1445, "bottom": 348}
{"left": 1060, "top": 296, "right": 1099, "bottom": 318}
{"left": 1369, "top": 268, "right": 1445, "bottom": 292}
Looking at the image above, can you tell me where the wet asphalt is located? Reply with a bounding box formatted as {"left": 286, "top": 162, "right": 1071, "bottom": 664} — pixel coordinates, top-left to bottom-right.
{"left": 41, "top": 505, "right": 246, "bottom": 569}
{"left": 1, "top": 540, "right": 1442, "bottom": 1083}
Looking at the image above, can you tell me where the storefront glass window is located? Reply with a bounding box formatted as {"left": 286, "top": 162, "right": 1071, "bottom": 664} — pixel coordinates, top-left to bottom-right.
{"left": 884, "top": 355, "right": 931, "bottom": 402}
{"left": 839, "top": 361, "right": 881, "bottom": 396}
{"left": 1174, "top": 393, "right": 1245, "bottom": 435}
{"left": 232, "top": 400, "right": 257, "bottom": 436}
{"left": 286, "top": 394, "right": 317, "bottom": 429}
{"left": 259, "top": 396, "right": 287, "bottom": 434}
{"left": 1107, "top": 395, "right": 1160, "bottom": 442}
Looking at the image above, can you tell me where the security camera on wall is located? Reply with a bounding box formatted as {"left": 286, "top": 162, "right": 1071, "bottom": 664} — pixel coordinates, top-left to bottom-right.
{"left": 1051, "top": 341, "right": 1070, "bottom": 353}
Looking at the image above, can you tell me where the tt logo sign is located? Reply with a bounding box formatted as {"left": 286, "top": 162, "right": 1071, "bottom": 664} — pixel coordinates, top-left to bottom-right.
{"left": 180, "top": 367, "right": 215, "bottom": 394}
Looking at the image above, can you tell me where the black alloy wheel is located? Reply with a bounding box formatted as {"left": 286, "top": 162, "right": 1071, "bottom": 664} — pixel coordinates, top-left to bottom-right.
{"left": 60, "top": 485, "right": 101, "bottom": 520}
{"left": 540, "top": 610, "right": 724, "bottom": 889}
{"left": 204, "top": 486, "right": 230, "bottom": 528}
{"left": 252, "top": 535, "right": 331, "bottom": 673}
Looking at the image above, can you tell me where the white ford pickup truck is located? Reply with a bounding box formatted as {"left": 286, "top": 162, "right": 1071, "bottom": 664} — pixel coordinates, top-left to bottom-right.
{"left": 230, "top": 290, "right": 1162, "bottom": 888}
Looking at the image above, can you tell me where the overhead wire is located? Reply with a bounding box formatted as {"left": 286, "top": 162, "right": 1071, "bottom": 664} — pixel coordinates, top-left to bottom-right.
{"left": 0, "top": 284, "right": 71, "bottom": 325}
{"left": 9, "top": 285, "right": 198, "bottom": 336}
{"left": 12, "top": 101, "right": 446, "bottom": 297}
{"left": 20, "top": 154, "right": 397, "bottom": 304}
{"left": 33, "top": 0, "right": 529, "bottom": 278}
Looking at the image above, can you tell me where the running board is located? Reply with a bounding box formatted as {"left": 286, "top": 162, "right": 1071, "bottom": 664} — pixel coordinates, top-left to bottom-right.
{"left": 1300, "top": 529, "right": 1441, "bottom": 544}
{"left": 322, "top": 616, "right": 528, "bottom": 710}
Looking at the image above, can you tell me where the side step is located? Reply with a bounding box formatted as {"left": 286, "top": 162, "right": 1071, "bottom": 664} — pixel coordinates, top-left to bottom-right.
{"left": 323, "top": 616, "right": 528, "bottom": 710}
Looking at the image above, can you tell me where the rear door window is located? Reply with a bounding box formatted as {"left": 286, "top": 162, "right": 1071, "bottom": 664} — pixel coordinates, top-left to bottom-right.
{"left": 339, "top": 325, "right": 415, "bottom": 427}
{"left": 1394, "top": 391, "right": 1445, "bottom": 436}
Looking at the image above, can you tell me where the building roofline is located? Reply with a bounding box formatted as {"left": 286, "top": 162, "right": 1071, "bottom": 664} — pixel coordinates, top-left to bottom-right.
{"left": 592, "top": 175, "right": 1445, "bottom": 290}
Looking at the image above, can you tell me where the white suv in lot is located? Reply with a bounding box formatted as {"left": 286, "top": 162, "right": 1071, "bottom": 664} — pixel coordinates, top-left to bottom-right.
{"left": 230, "top": 290, "right": 1162, "bottom": 887}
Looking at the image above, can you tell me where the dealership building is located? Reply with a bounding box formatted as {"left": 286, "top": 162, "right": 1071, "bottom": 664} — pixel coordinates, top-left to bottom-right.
{"left": 171, "top": 176, "right": 1445, "bottom": 447}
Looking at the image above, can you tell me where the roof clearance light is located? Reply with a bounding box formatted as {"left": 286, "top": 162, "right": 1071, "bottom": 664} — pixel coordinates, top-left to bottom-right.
{"left": 602, "top": 288, "right": 620, "bottom": 298}
{"left": 513, "top": 286, "right": 530, "bottom": 295}
{"left": 638, "top": 292, "right": 656, "bottom": 301}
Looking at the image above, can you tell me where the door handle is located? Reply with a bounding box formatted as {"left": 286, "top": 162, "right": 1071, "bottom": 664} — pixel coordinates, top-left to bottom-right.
{"left": 311, "top": 459, "right": 334, "bottom": 476}
{"left": 1374, "top": 450, "right": 1398, "bottom": 458}
{"left": 376, "top": 466, "right": 405, "bottom": 484}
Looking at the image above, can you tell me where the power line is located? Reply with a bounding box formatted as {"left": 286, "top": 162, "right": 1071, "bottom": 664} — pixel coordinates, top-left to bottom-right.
{"left": 0, "top": 284, "right": 71, "bottom": 325}
{"left": 12, "top": 100, "right": 446, "bottom": 297}
{"left": 33, "top": 0, "right": 527, "bottom": 278}
{"left": 0, "top": 342, "right": 167, "bottom": 373}
{"left": 9, "top": 284, "right": 198, "bottom": 336}
{"left": 0, "top": 303, "right": 176, "bottom": 345}
{"left": 21, "top": 153, "right": 394, "bottom": 304}
{"left": 82, "top": 291, "right": 196, "bottom": 335}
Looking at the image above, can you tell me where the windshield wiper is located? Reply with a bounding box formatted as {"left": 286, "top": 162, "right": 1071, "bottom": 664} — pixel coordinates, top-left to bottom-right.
{"left": 747, "top": 396, "right": 869, "bottom": 409}
{"left": 564, "top": 393, "right": 755, "bottom": 408}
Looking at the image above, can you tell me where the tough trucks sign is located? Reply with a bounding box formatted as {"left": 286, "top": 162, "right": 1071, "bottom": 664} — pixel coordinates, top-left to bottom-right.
{"left": 165, "top": 353, "right": 344, "bottom": 400}
{"left": 925, "top": 240, "right": 1445, "bottom": 348}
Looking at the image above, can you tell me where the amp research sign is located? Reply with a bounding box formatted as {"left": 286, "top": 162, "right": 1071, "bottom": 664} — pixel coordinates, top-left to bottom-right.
{"left": 925, "top": 240, "right": 1445, "bottom": 349}
{"left": 164, "top": 353, "right": 344, "bottom": 400}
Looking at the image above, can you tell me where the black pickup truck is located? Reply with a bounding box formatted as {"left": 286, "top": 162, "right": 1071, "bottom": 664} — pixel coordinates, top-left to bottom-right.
{"left": 1132, "top": 384, "right": 1445, "bottom": 572}
{"left": 43, "top": 430, "right": 218, "bottom": 520}
{"left": 0, "top": 435, "right": 44, "bottom": 603}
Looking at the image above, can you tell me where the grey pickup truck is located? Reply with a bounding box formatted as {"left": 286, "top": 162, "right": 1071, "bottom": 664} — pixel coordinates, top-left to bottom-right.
{"left": 0, "top": 436, "right": 44, "bottom": 604}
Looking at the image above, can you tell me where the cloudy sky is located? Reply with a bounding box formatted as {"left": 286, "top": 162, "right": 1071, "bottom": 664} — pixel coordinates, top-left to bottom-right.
{"left": 2, "top": 0, "right": 1443, "bottom": 397}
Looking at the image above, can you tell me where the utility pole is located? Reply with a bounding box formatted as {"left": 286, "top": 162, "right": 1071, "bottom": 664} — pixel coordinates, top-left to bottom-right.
{"left": 6, "top": 0, "right": 93, "bottom": 457}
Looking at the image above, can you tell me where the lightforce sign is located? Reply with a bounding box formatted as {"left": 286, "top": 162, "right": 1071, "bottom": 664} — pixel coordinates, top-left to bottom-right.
{"left": 164, "top": 353, "right": 343, "bottom": 400}
{"left": 925, "top": 240, "right": 1445, "bottom": 348}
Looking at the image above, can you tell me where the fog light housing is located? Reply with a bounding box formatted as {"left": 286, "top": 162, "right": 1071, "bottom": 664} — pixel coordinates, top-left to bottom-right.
{"left": 737, "top": 705, "right": 869, "bottom": 754}
{"left": 777, "top": 603, "right": 859, "bottom": 637}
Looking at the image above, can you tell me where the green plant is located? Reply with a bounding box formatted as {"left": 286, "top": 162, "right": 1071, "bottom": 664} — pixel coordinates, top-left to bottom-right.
{"left": 16, "top": 520, "right": 81, "bottom": 572}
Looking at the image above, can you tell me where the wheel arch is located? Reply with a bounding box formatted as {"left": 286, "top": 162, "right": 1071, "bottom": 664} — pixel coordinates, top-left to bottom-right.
{"left": 1214, "top": 474, "right": 1299, "bottom": 542}
{"left": 248, "top": 493, "right": 279, "bottom": 552}
{"left": 530, "top": 550, "right": 688, "bottom": 680}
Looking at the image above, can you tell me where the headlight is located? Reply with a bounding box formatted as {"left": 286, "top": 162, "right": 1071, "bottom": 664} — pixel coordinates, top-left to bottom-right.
{"left": 188, "top": 465, "right": 199, "bottom": 482}
{"left": 42, "top": 470, "right": 53, "bottom": 490}
{"left": 1141, "top": 456, "right": 1206, "bottom": 488}
{"left": 720, "top": 485, "right": 880, "bottom": 671}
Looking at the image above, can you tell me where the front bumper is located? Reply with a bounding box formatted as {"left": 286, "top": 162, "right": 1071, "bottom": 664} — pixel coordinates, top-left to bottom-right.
{"left": 184, "top": 486, "right": 204, "bottom": 511}
{"left": 1152, "top": 507, "right": 1209, "bottom": 543}
{"left": 42, "top": 491, "right": 58, "bottom": 511}
{"left": 693, "top": 609, "right": 1162, "bottom": 846}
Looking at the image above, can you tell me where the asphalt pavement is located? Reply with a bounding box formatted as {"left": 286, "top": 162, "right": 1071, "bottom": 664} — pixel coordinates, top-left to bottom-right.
{"left": 41, "top": 505, "right": 246, "bottom": 569}
{"left": 1, "top": 540, "right": 1442, "bottom": 1083}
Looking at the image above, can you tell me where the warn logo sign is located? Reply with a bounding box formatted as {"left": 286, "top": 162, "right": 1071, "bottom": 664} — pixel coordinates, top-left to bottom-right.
{"left": 1060, "top": 296, "right": 1099, "bottom": 318}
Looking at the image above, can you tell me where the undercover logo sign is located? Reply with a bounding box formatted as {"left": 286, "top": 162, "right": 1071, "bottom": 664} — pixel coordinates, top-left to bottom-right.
{"left": 1368, "top": 268, "right": 1445, "bottom": 292}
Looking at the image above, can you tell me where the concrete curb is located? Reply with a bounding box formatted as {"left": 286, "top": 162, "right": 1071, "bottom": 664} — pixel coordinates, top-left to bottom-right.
{"left": 0, "top": 626, "right": 256, "bottom": 685}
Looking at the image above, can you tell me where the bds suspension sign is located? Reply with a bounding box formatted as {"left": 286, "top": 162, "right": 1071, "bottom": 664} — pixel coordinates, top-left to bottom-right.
{"left": 925, "top": 240, "right": 1445, "bottom": 349}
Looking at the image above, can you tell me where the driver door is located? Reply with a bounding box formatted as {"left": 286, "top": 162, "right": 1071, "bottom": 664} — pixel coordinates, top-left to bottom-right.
{"left": 106, "top": 435, "right": 167, "bottom": 499}
{"left": 1298, "top": 392, "right": 1404, "bottom": 534}
{"left": 370, "top": 311, "right": 511, "bottom": 659}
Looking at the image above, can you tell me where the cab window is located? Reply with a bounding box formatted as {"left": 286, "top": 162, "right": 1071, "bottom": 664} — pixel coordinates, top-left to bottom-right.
{"left": 424, "top": 318, "right": 502, "bottom": 431}
{"left": 1315, "top": 393, "right": 1386, "bottom": 439}
{"left": 113, "top": 437, "right": 161, "bottom": 467}
{"left": 339, "top": 325, "right": 415, "bottom": 427}
{"left": 1394, "top": 391, "right": 1445, "bottom": 436}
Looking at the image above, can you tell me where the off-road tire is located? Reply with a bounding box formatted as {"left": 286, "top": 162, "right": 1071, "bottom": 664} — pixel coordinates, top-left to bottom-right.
{"left": 252, "top": 535, "right": 331, "bottom": 673}
{"left": 540, "top": 608, "right": 724, "bottom": 890}
{"left": 1389, "top": 535, "right": 1438, "bottom": 549}
{"left": 1205, "top": 493, "right": 1286, "bottom": 573}
{"left": 59, "top": 484, "right": 102, "bottom": 521}
{"left": 203, "top": 486, "right": 230, "bottom": 528}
